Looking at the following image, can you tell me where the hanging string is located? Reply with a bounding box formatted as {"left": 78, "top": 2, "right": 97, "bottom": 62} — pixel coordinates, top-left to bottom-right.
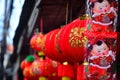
{"left": 66, "top": 1, "right": 69, "bottom": 24}
{"left": 40, "top": 17, "right": 43, "bottom": 33}
{"left": 70, "top": 4, "right": 72, "bottom": 22}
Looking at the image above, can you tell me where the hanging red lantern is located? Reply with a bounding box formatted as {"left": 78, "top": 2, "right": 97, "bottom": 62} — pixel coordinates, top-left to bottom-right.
{"left": 30, "top": 32, "right": 44, "bottom": 51}
{"left": 23, "top": 66, "right": 34, "bottom": 79}
{"left": 21, "top": 55, "right": 35, "bottom": 70}
{"left": 55, "top": 18, "right": 90, "bottom": 63}
{"left": 58, "top": 62, "right": 75, "bottom": 80}
{"left": 29, "top": 53, "right": 59, "bottom": 78}
{"left": 77, "top": 65, "right": 84, "bottom": 80}
{"left": 21, "top": 60, "right": 32, "bottom": 70}
{"left": 21, "top": 55, "right": 38, "bottom": 80}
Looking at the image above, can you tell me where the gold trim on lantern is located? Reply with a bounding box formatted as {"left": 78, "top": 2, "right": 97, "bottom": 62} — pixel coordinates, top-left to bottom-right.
{"left": 63, "top": 62, "right": 68, "bottom": 65}
{"left": 39, "top": 76, "right": 47, "bottom": 80}
{"left": 83, "top": 62, "right": 89, "bottom": 66}
{"left": 38, "top": 51, "right": 44, "bottom": 56}
{"left": 79, "top": 14, "right": 91, "bottom": 20}
{"left": 62, "top": 76, "right": 71, "bottom": 80}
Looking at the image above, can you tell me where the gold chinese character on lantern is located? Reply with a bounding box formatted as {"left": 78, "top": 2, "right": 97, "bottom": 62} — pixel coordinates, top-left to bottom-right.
{"left": 69, "top": 27, "right": 88, "bottom": 47}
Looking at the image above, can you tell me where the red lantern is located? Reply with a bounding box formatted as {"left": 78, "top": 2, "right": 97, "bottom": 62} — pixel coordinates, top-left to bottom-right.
{"left": 30, "top": 57, "right": 59, "bottom": 77}
{"left": 30, "top": 33, "right": 44, "bottom": 51}
{"left": 23, "top": 65, "right": 38, "bottom": 80}
{"left": 21, "top": 60, "right": 32, "bottom": 70}
{"left": 58, "top": 63, "right": 75, "bottom": 79}
{"left": 21, "top": 55, "right": 35, "bottom": 70}
{"left": 77, "top": 65, "right": 84, "bottom": 80}
{"left": 55, "top": 18, "right": 90, "bottom": 63}
{"left": 21, "top": 55, "right": 37, "bottom": 80}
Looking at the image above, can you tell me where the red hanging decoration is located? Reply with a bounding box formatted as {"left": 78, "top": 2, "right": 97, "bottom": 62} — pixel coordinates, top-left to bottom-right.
{"left": 29, "top": 57, "right": 59, "bottom": 78}
{"left": 58, "top": 63, "right": 75, "bottom": 79}
{"left": 30, "top": 33, "right": 44, "bottom": 51}
{"left": 55, "top": 18, "right": 90, "bottom": 63}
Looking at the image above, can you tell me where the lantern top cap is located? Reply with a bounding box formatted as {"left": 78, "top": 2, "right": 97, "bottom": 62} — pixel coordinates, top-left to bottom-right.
{"left": 83, "top": 62, "right": 89, "bottom": 65}
{"left": 38, "top": 51, "right": 44, "bottom": 56}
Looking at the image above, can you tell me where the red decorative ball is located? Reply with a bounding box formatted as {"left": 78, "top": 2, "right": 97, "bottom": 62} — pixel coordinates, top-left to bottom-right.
{"left": 21, "top": 60, "right": 32, "bottom": 70}
{"left": 30, "top": 33, "right": 44, "bottom": 51}
{"left": 30, "top": 57, "right": 59, "bottom": 77}
{"left": 58, "top": 64, "right": 75, "bottom": 79}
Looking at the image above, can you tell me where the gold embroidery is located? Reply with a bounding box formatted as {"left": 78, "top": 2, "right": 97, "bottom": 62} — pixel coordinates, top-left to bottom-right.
{"left": 69, "top": 27, "right": 88, "bottom": 47}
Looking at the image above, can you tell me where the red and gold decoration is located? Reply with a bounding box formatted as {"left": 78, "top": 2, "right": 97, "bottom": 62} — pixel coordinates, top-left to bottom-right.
{"left": 21, "top": 0, "right": 118, "bottom": 79}
{"left": 21, "top": 52, "right": 60, "bottom": 80}
{"left": 21, "top": 55, "right": 37, "bottom": 80}
{"left": 30, "top": 32, "right": 44, "bottom": 51}
{"left": 58, "top": 62, "right": 75, "bottom": 80}
{"left": 42, "top": 19, "right": 91, "bottom": 64}
{"left": 76, "top": 0, "right": 118, "bottom": 79}
{"left": 55, "top": 19, "right": 90, "bottom": 63}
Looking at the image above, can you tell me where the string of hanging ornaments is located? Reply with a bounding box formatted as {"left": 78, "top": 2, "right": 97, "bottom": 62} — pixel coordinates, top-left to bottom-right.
{"left": 21, "top": 0, "right": 119, "bottom": 80}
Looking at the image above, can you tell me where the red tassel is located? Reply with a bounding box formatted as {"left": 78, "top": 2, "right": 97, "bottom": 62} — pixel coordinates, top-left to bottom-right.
{"left": 77, "top": 65, "right": 85, "bottom": 80}
{"left": 58, "top": 64, "right": 74, "bottom": 79}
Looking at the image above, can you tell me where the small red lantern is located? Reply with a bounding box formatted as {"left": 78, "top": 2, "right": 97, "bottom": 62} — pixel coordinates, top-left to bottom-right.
{"left": 21, "top": 55, "right": 35, "bottom": 70}
{"left": 30, "top": 33, "right": 44, "bottom": 51}
{"left": 58, "top": 63, "right": 75, "bottom": 79}
{"left": 29, "top": 52, "right": 59, "bottom": 78}
{"left": 77, "top": 64, "right": 85, "bottom": 80}
{"left": 21, "top": 55, "right": 37, "bottom": 80}
{"left": 21, "top": 60, "right": 32, "bottom": 70}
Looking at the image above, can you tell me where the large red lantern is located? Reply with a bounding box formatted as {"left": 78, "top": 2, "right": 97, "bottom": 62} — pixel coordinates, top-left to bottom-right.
{"left": 30, "top": 33, "right": 44, "bottom": 51}
{"left": 55, "top": 18, "right": 90, "bottom": 63}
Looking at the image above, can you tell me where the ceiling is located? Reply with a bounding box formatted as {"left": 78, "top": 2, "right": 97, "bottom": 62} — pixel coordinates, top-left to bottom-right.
{"left": 38, "top": 0, "right": 85, "bottom": 33}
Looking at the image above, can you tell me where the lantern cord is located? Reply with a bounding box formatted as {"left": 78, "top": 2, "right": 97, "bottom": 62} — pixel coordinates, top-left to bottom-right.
{"left": 70, "top": 2, "right": 72, "bottom": 22}
{"left": 66, "top": 1, "right": 69, "bottom": 24}
{"left": 40, "top": 18, "right": 43, "bottom": 33}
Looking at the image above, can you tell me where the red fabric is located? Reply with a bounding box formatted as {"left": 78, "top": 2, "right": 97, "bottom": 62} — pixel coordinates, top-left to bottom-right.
{"left": 90, "top": 56, "right": 114, "bottom": 66}
{"left": 21, "top": 60, "right": 32, "bottom": 70}
{"left": 48, "top": 76, "right": 61, "bottom": 80}
{"left": 84, "top": 30, "right": 117, "bottom": 44}
{"left": 58, "top": 64, "right": 75, "bottom": 79}
{"left": 43, "top": 29, "right": 66, "bottom": 63}
{"left": 89, "top": 66, "right": 107, "bottom": 79}
{"left": 91, "top": 23, "right": 113, "bottom": 32}
{"left": 93, "top": 12, "right": 115, "bottom": 23}
{"left": 56, "top": 19, "right": 90, "bottom": 63}
{"left": 77, "top": 65, "right": 85, "bottom": 80}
